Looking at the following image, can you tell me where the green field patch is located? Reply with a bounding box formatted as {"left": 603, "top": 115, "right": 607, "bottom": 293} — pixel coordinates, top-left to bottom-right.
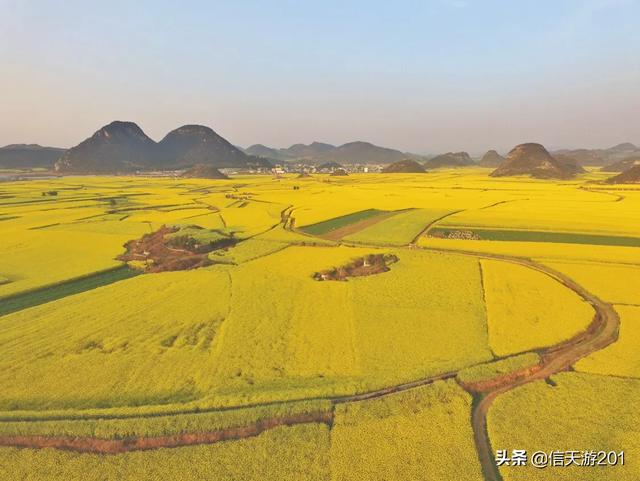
{"left": 166, "top": 225, "right": 238, "bottom": 247}
{"left": 298, "top": 209, "right": 387, "bottom": 236}
{"left": 430, "top": 227, "right": 640, "bottom": 247}
{"left": 0, "top": 266, "right": 139, "bottom": 317}
{"left": 344, "top": 208, "right": 454, "bottom": 246}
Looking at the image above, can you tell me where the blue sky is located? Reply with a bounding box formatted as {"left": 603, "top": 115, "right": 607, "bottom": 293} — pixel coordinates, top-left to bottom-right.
{"left": 1, "top": 0, "right": 639, "bottom": 153}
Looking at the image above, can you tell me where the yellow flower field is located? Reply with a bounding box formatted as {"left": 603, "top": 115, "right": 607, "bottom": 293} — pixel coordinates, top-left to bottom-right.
{"left": 541, "top": 261, "right": 640, "bottom": 305}
{"left": 575, "top": 306, "right": 640, "bottom": 378}
{"left": 480, "top": 259, "right": 594, "bottom": 356}
{"left": 330, "top": 380, "right": 483, "bottom": 481}
{"left": 489, "top": 373, "right": 640, "bottom": 481}
{"left": 0, "top": 424, "right": 331, "bottom": 481}
{"left": 0, "top": 171, "right": 638, "bottom": 480}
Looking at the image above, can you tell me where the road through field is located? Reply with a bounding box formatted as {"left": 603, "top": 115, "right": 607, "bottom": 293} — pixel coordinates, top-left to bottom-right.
{"left": 429, "top": 248, "right": 620, "bottom": 481}
{"left": 0, "top": 370, "right": 458, "bottom": 453}
{"left": 0, "top": 222, "right": 621, "bottom": 481}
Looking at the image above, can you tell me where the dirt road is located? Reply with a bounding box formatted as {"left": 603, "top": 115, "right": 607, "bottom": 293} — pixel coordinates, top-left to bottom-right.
{"left": 0, "top": 245, "right": 620, "bottom": 481}
{"left": 434, "top": 249, "right": 620, "bottom": 481}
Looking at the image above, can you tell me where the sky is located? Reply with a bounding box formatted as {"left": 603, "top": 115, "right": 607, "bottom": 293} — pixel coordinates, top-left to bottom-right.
{"left": 1, "top": 0, "right": 639, "bottom": 154}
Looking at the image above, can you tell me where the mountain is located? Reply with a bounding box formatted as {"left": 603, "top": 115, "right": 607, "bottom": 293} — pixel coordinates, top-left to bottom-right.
{"left": 244, "top": 140, "right": 411, "bottom": 165}
{"left": 322, "top": 141, "right": 406, "bottom": 164}
{"left": 551, "top": 148, "right": 605, "bottom": 166}
{"left": 55, "top": 121, "right": 271, "bottom": 173}
{"left": 54, "top": 121, "right": 157, "bottom": 173}
{"left": 600, "top": 157, "right": 640, "bottom": 172}
{"left": 424, "top": 152, "right": 473, "bottom": 169}
{"left": 608, "top": 142, "right": 638, "bottom": 153}
{"left": 245, "top": 142, "right": 337, "bottom": 162}
{"left": 317, "top": 161, "right": 344, "bottom": 171}
{"left": 259, "top": 141, "right": 407, "bottom": 164}
{"left": 181, "top": 164, "right": 229, "bottom": 179}
{"left": 553, "top": 155, "right": 589, "bottom": 175}
{"left": 285, "top": 141, "right": 336, "bottom": 159}
{"left": 491, "top": 143, "right": 585, "bottom": 179}
{"left": 478, "top": 150, "right": 505, "bottom": 167}
{"left": 604, "top": 164, "right": 640, "bottom": 184}
{"left": 157, "top": 125, "right": 255, "bottom": 168}
{"left": 553, "top": 142, "right": 640, "bottom": 167}
{"left": 381, "top": 159, "right": 426, "bottom": 173}
{"left": 245, "top": 144, "right": 291, "bottom": 161}
{"left": 0, "top": 144, "right": 66, "bottom": 169}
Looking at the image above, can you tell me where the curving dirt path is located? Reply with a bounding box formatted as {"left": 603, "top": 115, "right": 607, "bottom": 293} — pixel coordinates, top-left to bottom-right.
{"left": 429, "top": 248, "right": 620, "bottom": 481}
{"left": 0, "top": 412, "right": 334, "bottom": 454}
{"left": 409, "top": 209, "right": 464, "bottom": 245}
{"left": 0, "top": 243, "right": 620, "bottom": 477}
{"left": 0, "top": 371, "right": 457, "bottom": 454}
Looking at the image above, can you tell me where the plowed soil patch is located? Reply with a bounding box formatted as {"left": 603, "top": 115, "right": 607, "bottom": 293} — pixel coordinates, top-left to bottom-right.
{"left": 118, "top": 225, "right": 234, "bottom": 273}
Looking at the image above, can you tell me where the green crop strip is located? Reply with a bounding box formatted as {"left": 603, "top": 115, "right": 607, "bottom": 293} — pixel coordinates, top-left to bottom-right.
{"left": 430, "top": 227, "right": 640, "bottom": 247}
{"left": 298, "top": 209, "right": 386, "bottom": 235}
{"left": 0, "top": 266, "right": 140, "bottom": 317}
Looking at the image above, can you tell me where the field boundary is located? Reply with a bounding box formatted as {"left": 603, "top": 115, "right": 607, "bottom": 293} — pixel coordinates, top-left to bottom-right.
{"left": 428, "top": 226, "right": 640, "bottom": 247}
{"left": 0, "top": 265, "right": 139, "bottom": 316}
{"left": 425, "top": 246, "right": 620, "bottom": 481}
{"left": 0, "top": 246, "right": 619, "bottom": 475}
{"left": 0, "top": 411, "right": 333, "bottom": 454}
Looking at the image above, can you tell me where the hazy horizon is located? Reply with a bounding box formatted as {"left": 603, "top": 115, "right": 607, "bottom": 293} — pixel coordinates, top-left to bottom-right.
{"left": 1, "top": 0, "right": 639, "bottom": 154}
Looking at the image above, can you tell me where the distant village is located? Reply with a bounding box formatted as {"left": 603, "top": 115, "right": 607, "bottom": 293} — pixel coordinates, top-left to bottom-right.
{"left": 248, "top": 161, "right": 384, "bottom": 176}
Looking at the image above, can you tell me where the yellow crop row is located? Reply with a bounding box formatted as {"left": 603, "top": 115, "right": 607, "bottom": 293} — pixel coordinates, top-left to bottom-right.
{"left": 0, "top": 268, "right": 231, "bottom": 411}
{"left": 0, "top": 227, "right": 130, "bottom": 299}
{"left": 419, "top": 237, "right": 640, "bottom": 265}
{"left": 331, "top": 380, "right": 483, "bottom": 481}
{"left": 481, "top": 259, "right": 593, "bottom": 356}
{"left": 0, "top": 424, "right": 330, "bottom": 481}
{"left": 0, "top": 245, "right": 492, "bottom": 414}
{"left": 542, "top": 261, "right": 640, "bottom": 305}
{"left": 489, "top": 372, "right": 640, "bottom": 481}
{"left": 0, "top": 171, "right": 638, "bottom": 481}
{"left": 575, "top": 306, "right": 640, "bottom": 378}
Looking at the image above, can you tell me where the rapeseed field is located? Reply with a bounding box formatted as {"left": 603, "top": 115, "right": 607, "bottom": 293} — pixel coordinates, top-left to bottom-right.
{"left": 0, "top": 424, "right": 331, "bottom": 481}
{"left": 330, "top": 380, "right": 483, "bottom": 481}
{"left": 481, "top": 259, "right": 593, "bottom": 356}
{"left": 489, "top": 373, "right": 640, "bottom": 481}
{"left": 0, "top": 171, "right": 638, "bottom": 480}
{"left": 575, "top": 306, "right": 640, "bottom": 378}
